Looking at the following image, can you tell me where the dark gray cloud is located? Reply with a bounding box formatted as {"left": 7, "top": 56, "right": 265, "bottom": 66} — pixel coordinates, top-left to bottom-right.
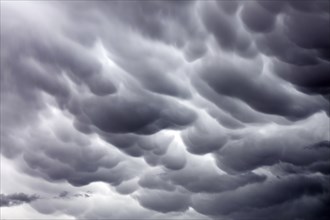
{"left": 192, "top": 175, "right": 329, "bottom": 220}
{"left": 241, "top": 1, "right": 277, "bottom": 33}
{"left": 0, "top": 0, "right": 329, "bottom": 219}
{"left": 199, "top": 55, "right": 328, "bottom": 120}
{"left": 181, "top": 114, "right": 229, "bottom": 154}
{"left": 137, "top": 189, "right": 191, "bottom": 213}
{"left": 151, "top": 159, "right": 267, "bottom": 194}
{"left": 215, "top": 119, "right": 330, "bottom": 174}
{"left": 56, "top": 191, "right": 92, "bottom": 199}
{"left": 0, "top": 193, "right": 39, "bottom": 207}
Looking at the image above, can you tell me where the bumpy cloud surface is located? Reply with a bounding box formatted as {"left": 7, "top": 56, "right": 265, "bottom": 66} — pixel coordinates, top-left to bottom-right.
{"left": 1, "top": 1, "right": 329, "bottom": 219}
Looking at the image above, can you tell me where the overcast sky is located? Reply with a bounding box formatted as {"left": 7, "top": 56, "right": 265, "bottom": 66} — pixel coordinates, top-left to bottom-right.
{"left": 0, "top": 0, "right": 329, "bottom": 219}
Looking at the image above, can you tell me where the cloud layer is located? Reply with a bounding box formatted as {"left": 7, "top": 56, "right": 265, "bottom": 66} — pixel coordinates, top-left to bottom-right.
{"left": 1, "top": 1, "right": 329, "bottom": 219}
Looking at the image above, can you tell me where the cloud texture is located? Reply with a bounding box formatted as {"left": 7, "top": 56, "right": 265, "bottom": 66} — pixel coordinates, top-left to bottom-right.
{"left": 1, "top": 1, "right": 329, "bottom": 219}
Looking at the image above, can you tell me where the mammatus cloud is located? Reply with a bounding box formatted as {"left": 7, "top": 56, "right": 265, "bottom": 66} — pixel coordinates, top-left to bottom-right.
{"left": 0, "top": 0, "right": 329, "bottom": 219}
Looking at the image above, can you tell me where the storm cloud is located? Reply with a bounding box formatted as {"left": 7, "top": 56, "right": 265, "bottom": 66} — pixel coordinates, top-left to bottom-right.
{"left": 1, "top": 0, "right": 329, "bottom": 219}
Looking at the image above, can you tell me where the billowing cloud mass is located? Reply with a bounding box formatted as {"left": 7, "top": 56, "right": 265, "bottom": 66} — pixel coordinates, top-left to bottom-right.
{"left": 1, "top": 1, "right": 329, "bottom": 219}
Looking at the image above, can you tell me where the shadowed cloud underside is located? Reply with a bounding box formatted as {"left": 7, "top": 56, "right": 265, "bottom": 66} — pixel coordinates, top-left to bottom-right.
{"left": 1, "top": 1, "right": 329, "bottom": 219}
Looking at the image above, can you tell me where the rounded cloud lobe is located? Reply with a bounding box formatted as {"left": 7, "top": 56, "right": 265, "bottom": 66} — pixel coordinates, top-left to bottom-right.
{"left": 1, "top": 1, "right": 329, "bottom": 219}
